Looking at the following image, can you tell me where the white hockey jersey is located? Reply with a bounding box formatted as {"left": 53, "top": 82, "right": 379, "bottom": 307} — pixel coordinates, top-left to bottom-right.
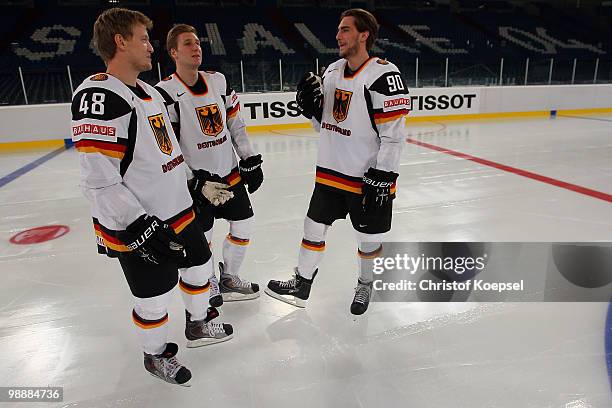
{"left": 313, "top": 57, "right": 409, "bottom": 195}
{"left": 154, "top": 71, "right": 255, "bottom": 186}
{"left": 71, "top": 73, "right": 194, "bottom": 257}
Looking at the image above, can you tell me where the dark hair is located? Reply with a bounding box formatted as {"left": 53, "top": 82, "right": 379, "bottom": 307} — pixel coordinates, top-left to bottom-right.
{"left": 93, "top": 8, "right": 152, "bottom": 62}
{"left": 166, "top": 24, "right": 198, "bottom": 59}
{"left": 340, "top": 8, "right": 379, "bottom": 51}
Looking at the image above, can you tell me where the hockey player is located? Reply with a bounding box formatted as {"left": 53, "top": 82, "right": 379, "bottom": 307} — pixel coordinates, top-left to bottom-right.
{"left": 155, "top": 24, "right": 262, "bottom": 306}
{"left": 265, "top": 9, "right": 409, "bottom": 315}
{"left": 71, "top": 8, "right": 233, "bottom": 386}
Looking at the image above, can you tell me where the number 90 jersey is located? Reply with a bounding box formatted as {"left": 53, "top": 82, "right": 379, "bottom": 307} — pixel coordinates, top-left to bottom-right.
{"left": 71, "top": 73, "right": 192, "bottom": 241}
{"left": 315, "top": 58, "right": 409, "bottom": 194}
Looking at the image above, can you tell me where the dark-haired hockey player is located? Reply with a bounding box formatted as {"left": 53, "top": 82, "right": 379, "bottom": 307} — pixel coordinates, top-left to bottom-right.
{"left": 265, "top": 9, "right": 409, "bottom": 315}
{"left": 71, "top": 8, "right": 232, "bottom": 386}
{"left": 155, "top": 24, "right": 262, "bottom": 307}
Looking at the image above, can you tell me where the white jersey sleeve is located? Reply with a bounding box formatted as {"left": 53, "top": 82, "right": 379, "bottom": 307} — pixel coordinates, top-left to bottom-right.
{"left": 71, "top": 81, "right": 145, "bottom": 227}
{"left": 366, "top": 64, "right": 410, "bottom": 173}
{"left": 215, "top": 73, "right": 256, "bottom": 160}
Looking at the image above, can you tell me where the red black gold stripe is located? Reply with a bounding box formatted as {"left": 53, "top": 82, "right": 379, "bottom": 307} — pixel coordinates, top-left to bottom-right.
{"left": 93, "top": 209, "right": 194, "bottom": 257}
{"left": 358, "top": 245, "right": 383, "bottom": 259}
{"left": 373, "top": 109, "right": 409, "bottom": 125}
{"left": 93, "top": 219, "right": 129, "bottom": 253}
{"left": 76, "top": 139, "right": 126, "bottom": 159}
{"left": 315, "top": 166, "right": 396, "bottom": 195}
{"left": 225, "top": 167, "right": 242, "bottom": 187}
{"left": 167, "top": 208, "right": 195, "bottom": 234}
{"left": 227, "top": 234, "right": 250, "bottom": 246}
{"left": 315, "top": 167, "right": 363, "bottom": 194}
{"left": 227, "top": 103, "right": 240, "bottom": 119}
{"left": 301, "top": 238, "right": 325, "bottom": 252}
{"left": 179, "top": 278, "right": 210, "bottom": 295}
{"left": 132, "top": 310, "right": 168, "bottom": 329}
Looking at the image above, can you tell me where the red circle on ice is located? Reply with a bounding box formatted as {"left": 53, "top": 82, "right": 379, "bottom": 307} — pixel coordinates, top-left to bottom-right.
{"left": 9, "top": 225, "right": 70, "bottom": 245}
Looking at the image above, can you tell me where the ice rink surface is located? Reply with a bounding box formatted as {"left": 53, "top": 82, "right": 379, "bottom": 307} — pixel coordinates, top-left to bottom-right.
{"left": 0, "top": 115, "right": 611, "bottom": 407}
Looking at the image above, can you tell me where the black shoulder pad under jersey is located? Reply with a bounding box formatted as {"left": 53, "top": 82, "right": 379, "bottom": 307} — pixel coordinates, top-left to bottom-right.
{"left": 368, "top": 71, "right": 408, "bottom": 97}
{"left": 72, "top": 87, "right": 132, "bottom": 121}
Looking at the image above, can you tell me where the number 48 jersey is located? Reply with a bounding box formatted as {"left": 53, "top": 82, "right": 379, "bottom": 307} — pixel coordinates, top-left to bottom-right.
{"left": 71, "top": 73, "right": 193, "bottom": 257}
{"left": 314, "top": 57, "right": 410, "bottom": 194}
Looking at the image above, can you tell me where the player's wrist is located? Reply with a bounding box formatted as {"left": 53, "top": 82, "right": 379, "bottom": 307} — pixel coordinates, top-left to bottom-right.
{"left": 363, "top": 167, "right": 398, "bottom": 184}
{"left": 239, "top": 154, "right": 263, "bottom": 171}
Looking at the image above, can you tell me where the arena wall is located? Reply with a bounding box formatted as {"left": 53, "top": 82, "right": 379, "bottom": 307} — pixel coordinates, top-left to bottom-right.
{"left": 2, "top": 84, "right": 612, "bottom": 149}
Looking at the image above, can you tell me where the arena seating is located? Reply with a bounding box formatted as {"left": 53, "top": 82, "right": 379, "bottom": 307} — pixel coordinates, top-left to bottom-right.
{"left": 0, "top": 0, "right": 609, "bottom": 105}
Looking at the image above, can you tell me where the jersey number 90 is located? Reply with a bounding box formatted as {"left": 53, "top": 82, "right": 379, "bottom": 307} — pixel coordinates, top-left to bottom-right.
{"left": 386, "top": 75, "right": 405, "bottom": 93}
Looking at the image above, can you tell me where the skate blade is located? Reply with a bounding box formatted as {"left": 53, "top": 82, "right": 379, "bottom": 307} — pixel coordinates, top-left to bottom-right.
{"left": 222, "top": 291, "right": 260, "bottom": 302}
{"left": 147, "top": 371, "right": 191, "bottom": 387}
{"left": 186, "top": 333, "right": 234, "bottom": 348}
{"left": 264, "top": 287, "right": 306, "bottom": 308}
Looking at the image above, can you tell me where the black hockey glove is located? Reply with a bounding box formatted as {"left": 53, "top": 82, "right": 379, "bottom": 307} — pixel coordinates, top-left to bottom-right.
{"left": 296, "top": 72, "right": 323, "bottom": 122}
{"left": 362, "top": 168, "right": 399, "bottom": 215}
{"left": 189, "top": 170, "right": 234, "bottom": 207}
{"left": 239, "top": 154, "right": 264, "bottom": 194}
{"left": 118, "top": 214, "right": 186, "bottom": 265}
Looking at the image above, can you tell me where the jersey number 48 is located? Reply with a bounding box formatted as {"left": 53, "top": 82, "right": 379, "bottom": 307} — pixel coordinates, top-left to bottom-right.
{"left": 79, "top": 92, "right": 106, "bottom": 115}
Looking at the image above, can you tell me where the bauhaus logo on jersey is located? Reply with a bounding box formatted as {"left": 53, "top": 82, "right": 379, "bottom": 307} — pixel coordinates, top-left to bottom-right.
{"left": 384, "top": 97, "right": 411, "bottom": 110}
{"left": 72, "top": 123, "right": 116, "bottom": 138}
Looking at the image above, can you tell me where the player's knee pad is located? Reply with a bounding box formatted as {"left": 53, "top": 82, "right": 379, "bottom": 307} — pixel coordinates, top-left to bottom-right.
{"left": 358, "top": 241, "right": 383, "bottom": 254}
{"left": 303, "top": 216, "right": 329, "bottom": 243}
{"left": 228, "top": 217, "right": 253, "bottom": 241}
{"left": 179, "top": 261, "right": 213, "bottom": 286}
{"left": 355, "top": 231, "right": 386, "bottom": 246}
{"left": 355, "top": 232, "right": 385, "bottom": 257}
{"left": 133, "top": 291, "right": 172, "bottom": 320}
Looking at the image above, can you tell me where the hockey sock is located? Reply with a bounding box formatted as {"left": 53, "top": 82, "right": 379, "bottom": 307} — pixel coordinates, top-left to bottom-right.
{"left": 222, "top": 218, "right": 252, "bottom": 276}
{"left": 357, "top": 242, "right": 383, "bottom": 284}
{"left": 133, "top": 291, "right": 172, "bottom": 355}
{"left": 179, "top": 259, "right": 213, "bottom": 321}
{"left": 355, "top": 231, "right": 386, "bottom": 283}
{"left": 297, "top": 217, "right": 329, "bottom": 279}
